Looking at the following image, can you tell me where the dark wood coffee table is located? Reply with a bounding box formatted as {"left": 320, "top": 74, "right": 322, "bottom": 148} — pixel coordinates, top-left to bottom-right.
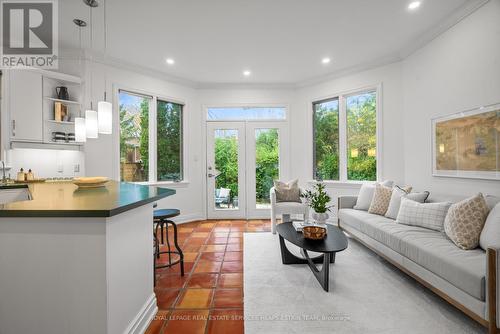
{"left": 276, "top": 222, "right": 348, "bottom": 291}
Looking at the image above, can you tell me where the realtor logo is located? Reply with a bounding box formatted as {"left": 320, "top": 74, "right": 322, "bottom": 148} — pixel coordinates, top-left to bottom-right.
{"left": 1, "top": 0, "right": 58, "bottom": 68}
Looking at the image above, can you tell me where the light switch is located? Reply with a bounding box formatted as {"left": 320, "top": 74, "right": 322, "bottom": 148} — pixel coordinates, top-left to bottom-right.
{"left": 57, "top": 165, "right": 63, "bottom": 173}
{"left": 74, "top": 164, "right": 80, "bottom": 173}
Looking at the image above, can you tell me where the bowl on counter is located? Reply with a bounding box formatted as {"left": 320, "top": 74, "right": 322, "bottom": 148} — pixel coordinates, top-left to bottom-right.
{"left": 73, "top": 177, "right": 109, "bottom": 188}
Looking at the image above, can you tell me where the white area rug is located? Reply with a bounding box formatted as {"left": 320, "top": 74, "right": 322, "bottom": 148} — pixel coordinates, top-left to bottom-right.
{"left": 244, "top": 232, "right": 485, "bottom": 334}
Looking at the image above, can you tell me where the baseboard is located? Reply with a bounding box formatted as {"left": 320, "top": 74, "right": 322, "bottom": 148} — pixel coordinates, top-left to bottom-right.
{"left": 172, "top": 213, "right": 205, "bottom": 224}
{"left": 124, "top": 293, "right": 158, "bottom": 334}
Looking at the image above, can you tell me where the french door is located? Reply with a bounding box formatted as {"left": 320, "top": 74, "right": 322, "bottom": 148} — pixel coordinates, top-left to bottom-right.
{"left": 206, "top": 121, "right": 289, "bottom": 219}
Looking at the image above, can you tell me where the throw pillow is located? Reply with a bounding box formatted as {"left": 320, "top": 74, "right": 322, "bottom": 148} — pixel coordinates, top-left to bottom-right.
{"left": 368, "top": 184, "right": 394, "bottom": 216}
{"left": 274, "top": 179, "right": 301, "bottom": 203}
{"left": 396, "top": 198, "right": 451, "bottom": 232}
{"left": 385, "top": 188, "right": 430, "bottom": 220}
{"left": 353, "top": 180, "right": 394, "bottom": 211}
{"left": 480, "top": 203, "right": 500, "bottom": 250}
{"left": 444, "top": 193, "right": 489, "bottom": 250}
{"left": 486, "top": 195, "right": 500, "bottom": 211}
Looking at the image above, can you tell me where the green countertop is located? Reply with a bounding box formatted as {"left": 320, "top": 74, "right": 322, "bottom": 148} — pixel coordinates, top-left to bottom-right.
{"left": 0, "top": 181, "right": 175, "bottom": 218}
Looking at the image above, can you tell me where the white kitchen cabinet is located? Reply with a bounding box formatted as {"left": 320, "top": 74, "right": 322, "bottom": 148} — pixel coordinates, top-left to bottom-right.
{"left": 9, "top": 70, "right": 43, "bottom": 142}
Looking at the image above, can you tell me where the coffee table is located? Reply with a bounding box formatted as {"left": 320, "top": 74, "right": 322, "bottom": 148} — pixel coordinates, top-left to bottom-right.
{"left": 276, "top": 222, "right": 348, "bottom": 291}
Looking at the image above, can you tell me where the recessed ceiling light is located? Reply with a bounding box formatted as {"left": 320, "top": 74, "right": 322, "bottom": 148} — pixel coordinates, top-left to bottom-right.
{"left": 408, "top": 1, "right": 421, "bottom": 10}
{"left": 322, "top": 57, "right": 331, "bottom": 64}
{"left": 166, "top": 58, "right": 175, "bottom": 65}
{"left": 243, "top": 70, "right": 251, "bottom": 76}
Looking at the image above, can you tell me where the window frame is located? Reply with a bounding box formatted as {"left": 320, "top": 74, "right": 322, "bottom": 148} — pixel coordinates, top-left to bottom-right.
{"left": 312, "top": 85, "right": 382, "bottom": 183}
{"left": 116, "top": 87, "right": 187, "bottom": 185}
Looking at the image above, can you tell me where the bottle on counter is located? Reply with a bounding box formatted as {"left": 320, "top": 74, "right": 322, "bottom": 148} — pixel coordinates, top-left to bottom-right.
{"left": 17, "top": 168, "right": 26, "bottom": 182}
{"left": 27, "top": 169, "right": 34, "bottom": 181}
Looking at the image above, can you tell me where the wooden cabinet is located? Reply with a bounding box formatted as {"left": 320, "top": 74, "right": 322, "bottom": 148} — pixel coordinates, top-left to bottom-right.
{"left": 9, "top": 71, "right": 43, "bottom": 142}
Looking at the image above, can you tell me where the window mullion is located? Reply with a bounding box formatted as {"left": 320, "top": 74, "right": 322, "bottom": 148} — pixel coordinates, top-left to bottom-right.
{"left": 339, "top": 95, "right": 348, "bottom": 182}
{"left": 150, "top": 97, "right": 157, "bottom": 183}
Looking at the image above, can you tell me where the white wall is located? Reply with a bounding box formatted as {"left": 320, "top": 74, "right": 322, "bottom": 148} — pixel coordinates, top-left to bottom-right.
{"left": 402, "top": 0, "right": 500, "bottom": 197}
{"left": 7, "top": 148, "right": 85, "bottom": 179}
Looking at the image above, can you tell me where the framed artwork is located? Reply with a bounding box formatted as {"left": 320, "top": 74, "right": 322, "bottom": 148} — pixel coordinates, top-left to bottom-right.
{"left": 432, "top": 103, "right": 500, "bottom": 180}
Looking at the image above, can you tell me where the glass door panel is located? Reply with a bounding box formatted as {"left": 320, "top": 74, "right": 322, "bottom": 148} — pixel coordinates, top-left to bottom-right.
{"left": 255, "top": 129, "right": 279, "bottom": 209}
{"left": 246, "top": 122, "right": 289, "bottom": 219}
{"left": 207, "top": 122, "right": 246, "bottom": 219}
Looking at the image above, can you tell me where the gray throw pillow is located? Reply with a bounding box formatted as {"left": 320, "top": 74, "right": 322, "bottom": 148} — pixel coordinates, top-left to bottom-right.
{"left": 480, "top": 203, "right": 500, "bottom": 250}
{"left": 274, "top": 179, "right": 301, "bottom": 203}
{"left": 353, "top": 180, "right": 393, "bottom": 211}
{"left": 385, "top": 187, "right": 430, "bottom": 220}
{"left": 396, "top": 198, "right": 451, "bottom": 232}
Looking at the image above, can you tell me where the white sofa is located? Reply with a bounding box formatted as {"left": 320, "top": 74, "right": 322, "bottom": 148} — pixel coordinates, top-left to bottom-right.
{"left": 338, "top": 194, "right": 500, "bottom": 334}
{"left": 270, "top": 187, "right": 309, "bottom": 234}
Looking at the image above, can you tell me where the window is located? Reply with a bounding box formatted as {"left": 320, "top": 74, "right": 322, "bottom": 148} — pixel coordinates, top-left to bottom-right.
{"left": 119, "top": 91, "right": 151, "bottom": 182}
{"left": 119, "top": 90, "right": 184, "bottom": 183}
{"left": 157, "top": 100, "right": 183, "bottom": 181}
{"left": 313, "top": 90, "right": 377, "bottom": 182}
{"left": 313, "top": 98, "right": 339, "bottom": 181}
{"left": 207, "top": 107, "right": 286, "bottom": 120}
{"left": 346, "top": 91, "right": 377, "bottom": 181}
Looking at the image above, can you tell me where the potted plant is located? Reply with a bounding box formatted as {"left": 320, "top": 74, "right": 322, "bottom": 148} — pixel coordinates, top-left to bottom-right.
{"left": 301, "top": 183, "right": 333, "bottom": 225}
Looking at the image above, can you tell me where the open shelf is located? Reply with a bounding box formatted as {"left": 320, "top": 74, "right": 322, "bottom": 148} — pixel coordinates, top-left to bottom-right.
{"left": 44, "top": 97, "right": 81, "bottom": 105}
{"left": 45, "top": 120, "right": 75, "bottom": 125}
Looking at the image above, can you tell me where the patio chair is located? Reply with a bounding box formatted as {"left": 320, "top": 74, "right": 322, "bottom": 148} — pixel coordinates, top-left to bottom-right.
{"left": 215, "top": 188, "right": 231, "bottom": 208}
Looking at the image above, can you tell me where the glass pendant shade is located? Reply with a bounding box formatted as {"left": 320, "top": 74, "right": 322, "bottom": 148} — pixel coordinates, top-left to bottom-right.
{"left": 85, "top": 109, "right": 99, "bottom": 138}
{"left": 98, "top": 101, "right": 112, "bottom": 134}
{"left": 75, "top": 117, "right": 87, "bottom": 142}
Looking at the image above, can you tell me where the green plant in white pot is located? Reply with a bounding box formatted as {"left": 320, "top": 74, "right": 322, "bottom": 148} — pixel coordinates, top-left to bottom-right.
{"left": 301, "top": 183, "right": 333, "bottom": 225}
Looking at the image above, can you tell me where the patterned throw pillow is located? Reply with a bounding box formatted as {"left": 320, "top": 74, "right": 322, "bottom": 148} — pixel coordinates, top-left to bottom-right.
{"left": 368, "top": 184, "right": 393, "bottom": 216}
{"left": 444, "top": 193, "right": 489, "bottom": 250}
{"left": 385, "top": 187, "right": 430, "bottom": 220}
{"left": 396, "top": 198, "right": 451, "bottom": 231}
{"left": 353, "top": 180, "right": 394, "bottom": 211}
{"left": 274, "top": 179, "right": 301, "bottom": 203}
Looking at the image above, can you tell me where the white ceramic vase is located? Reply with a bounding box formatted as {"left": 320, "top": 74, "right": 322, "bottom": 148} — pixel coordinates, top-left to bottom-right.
{"left": 312, "top": 211, "right": 328, "bottom": 225}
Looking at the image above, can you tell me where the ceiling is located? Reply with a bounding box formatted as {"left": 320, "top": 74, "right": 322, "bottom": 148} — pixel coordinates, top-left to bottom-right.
{"left": 58, "top": 0, "right": 486, "bottom": 86}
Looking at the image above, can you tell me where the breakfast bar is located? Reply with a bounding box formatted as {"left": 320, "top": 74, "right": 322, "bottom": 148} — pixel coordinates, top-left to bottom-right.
{"left": 0, "top": 181, "right": 175, "bottom": 334}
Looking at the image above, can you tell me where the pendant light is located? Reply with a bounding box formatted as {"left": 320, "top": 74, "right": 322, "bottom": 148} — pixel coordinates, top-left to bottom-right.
{"left": 73, "top": 19, "right": 87, "bottom": 142}
{"left": 84, "top": 0, "right": 98, "bottom": 139}
{"left": 92, "top": 0, "right": 113, "bottom": 134}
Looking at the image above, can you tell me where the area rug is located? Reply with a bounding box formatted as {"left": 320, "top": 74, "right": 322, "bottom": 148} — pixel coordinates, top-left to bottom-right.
{"left": 243, "top": 232, "right": 485, "bottom": 334}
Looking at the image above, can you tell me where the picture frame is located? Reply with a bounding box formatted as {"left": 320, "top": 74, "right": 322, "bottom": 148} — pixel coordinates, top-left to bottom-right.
{"left": 432, "top": 103, "right": 500, "bottom": 180}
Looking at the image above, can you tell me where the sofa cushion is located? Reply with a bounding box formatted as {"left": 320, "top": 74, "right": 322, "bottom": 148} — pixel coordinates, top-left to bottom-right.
{"left": 274, "top": 179, "right": 301, "bottom": 203}
{"left": 444, "top": 193, "right": 489, "bottom": 250}
{"left": 339, "top": 209, "right": 486, "bottom": 300}
{"left": 396, "top": 198, "right": 451, "bottom": 232}
{"left": 385, "top": 188, "right": 429, "bottom": 220}
{"left": 480, "top": 203, "right": 500, "bottom": 250}
{"left": 353, "top": 180, "right": 393, "bottom": 210}
{"left": 368, "top": 183, "right": 393, "bottom": 215}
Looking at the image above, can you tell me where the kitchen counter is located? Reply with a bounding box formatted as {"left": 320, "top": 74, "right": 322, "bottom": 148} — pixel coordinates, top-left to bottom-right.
{"left": 0, "top": 181, "right": 175, "bottom": 217}
{"left": 0, "top": 181, "right": 176, "bottom": 334}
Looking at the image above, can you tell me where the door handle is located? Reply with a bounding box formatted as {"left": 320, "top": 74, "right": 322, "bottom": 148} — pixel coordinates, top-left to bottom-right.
{"left": 11, "top": 120, "right": 15, "bottom": 137}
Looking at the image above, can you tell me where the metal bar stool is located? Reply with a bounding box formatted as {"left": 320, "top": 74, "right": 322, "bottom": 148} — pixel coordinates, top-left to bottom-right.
{"left": 153, "top": 208, "right": 184, "bottom": 286}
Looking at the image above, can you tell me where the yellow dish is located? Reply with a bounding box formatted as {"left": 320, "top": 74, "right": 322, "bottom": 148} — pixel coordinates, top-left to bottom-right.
{"left": 73, "top": 177, "right": 109, "bottom": 188}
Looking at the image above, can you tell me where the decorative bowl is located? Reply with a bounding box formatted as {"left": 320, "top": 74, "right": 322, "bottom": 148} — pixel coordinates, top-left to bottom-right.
{"left": 73, "top": 177, "right": 109, "bottom": 188}
{"left": 303, "top": 225, "right": 327, "bottom": 240}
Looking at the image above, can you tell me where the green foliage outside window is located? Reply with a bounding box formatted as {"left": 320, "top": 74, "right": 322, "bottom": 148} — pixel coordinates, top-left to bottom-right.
{"left": 314, "top": 92, "right": 377, "bottom": 181}
{"left": 347, "top": 92, "right": 377, "bottom": 181}
{"left": 314, "top": 100, "right": 339, "bottom": 180}
{"left": 157, "top": 101, "right": 182, "bottom": 181}
{"left": 214, "top": 133, "right": 239, "bottom": 202}
{"left": 255, "top": 129, "right": 279, "bottom": 204}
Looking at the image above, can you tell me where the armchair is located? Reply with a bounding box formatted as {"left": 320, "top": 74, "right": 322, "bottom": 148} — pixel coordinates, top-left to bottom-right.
{"left": 270, "top": 187, "right": 309, "bottom": 234}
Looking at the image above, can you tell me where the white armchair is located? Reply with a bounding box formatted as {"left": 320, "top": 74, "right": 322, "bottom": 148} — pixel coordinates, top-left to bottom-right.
{"left": 270, "top": 187, "right": 309, "bottom": 234}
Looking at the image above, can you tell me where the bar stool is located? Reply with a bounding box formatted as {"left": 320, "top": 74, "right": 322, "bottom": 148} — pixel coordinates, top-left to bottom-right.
{"left": 153, "top": 208, "right": 184, "bottom": 286}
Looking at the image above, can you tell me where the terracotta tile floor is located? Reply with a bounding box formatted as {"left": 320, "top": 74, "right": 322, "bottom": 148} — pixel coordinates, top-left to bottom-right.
{"left": 146, "top": 219, "right": 271, "bottom": 334}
